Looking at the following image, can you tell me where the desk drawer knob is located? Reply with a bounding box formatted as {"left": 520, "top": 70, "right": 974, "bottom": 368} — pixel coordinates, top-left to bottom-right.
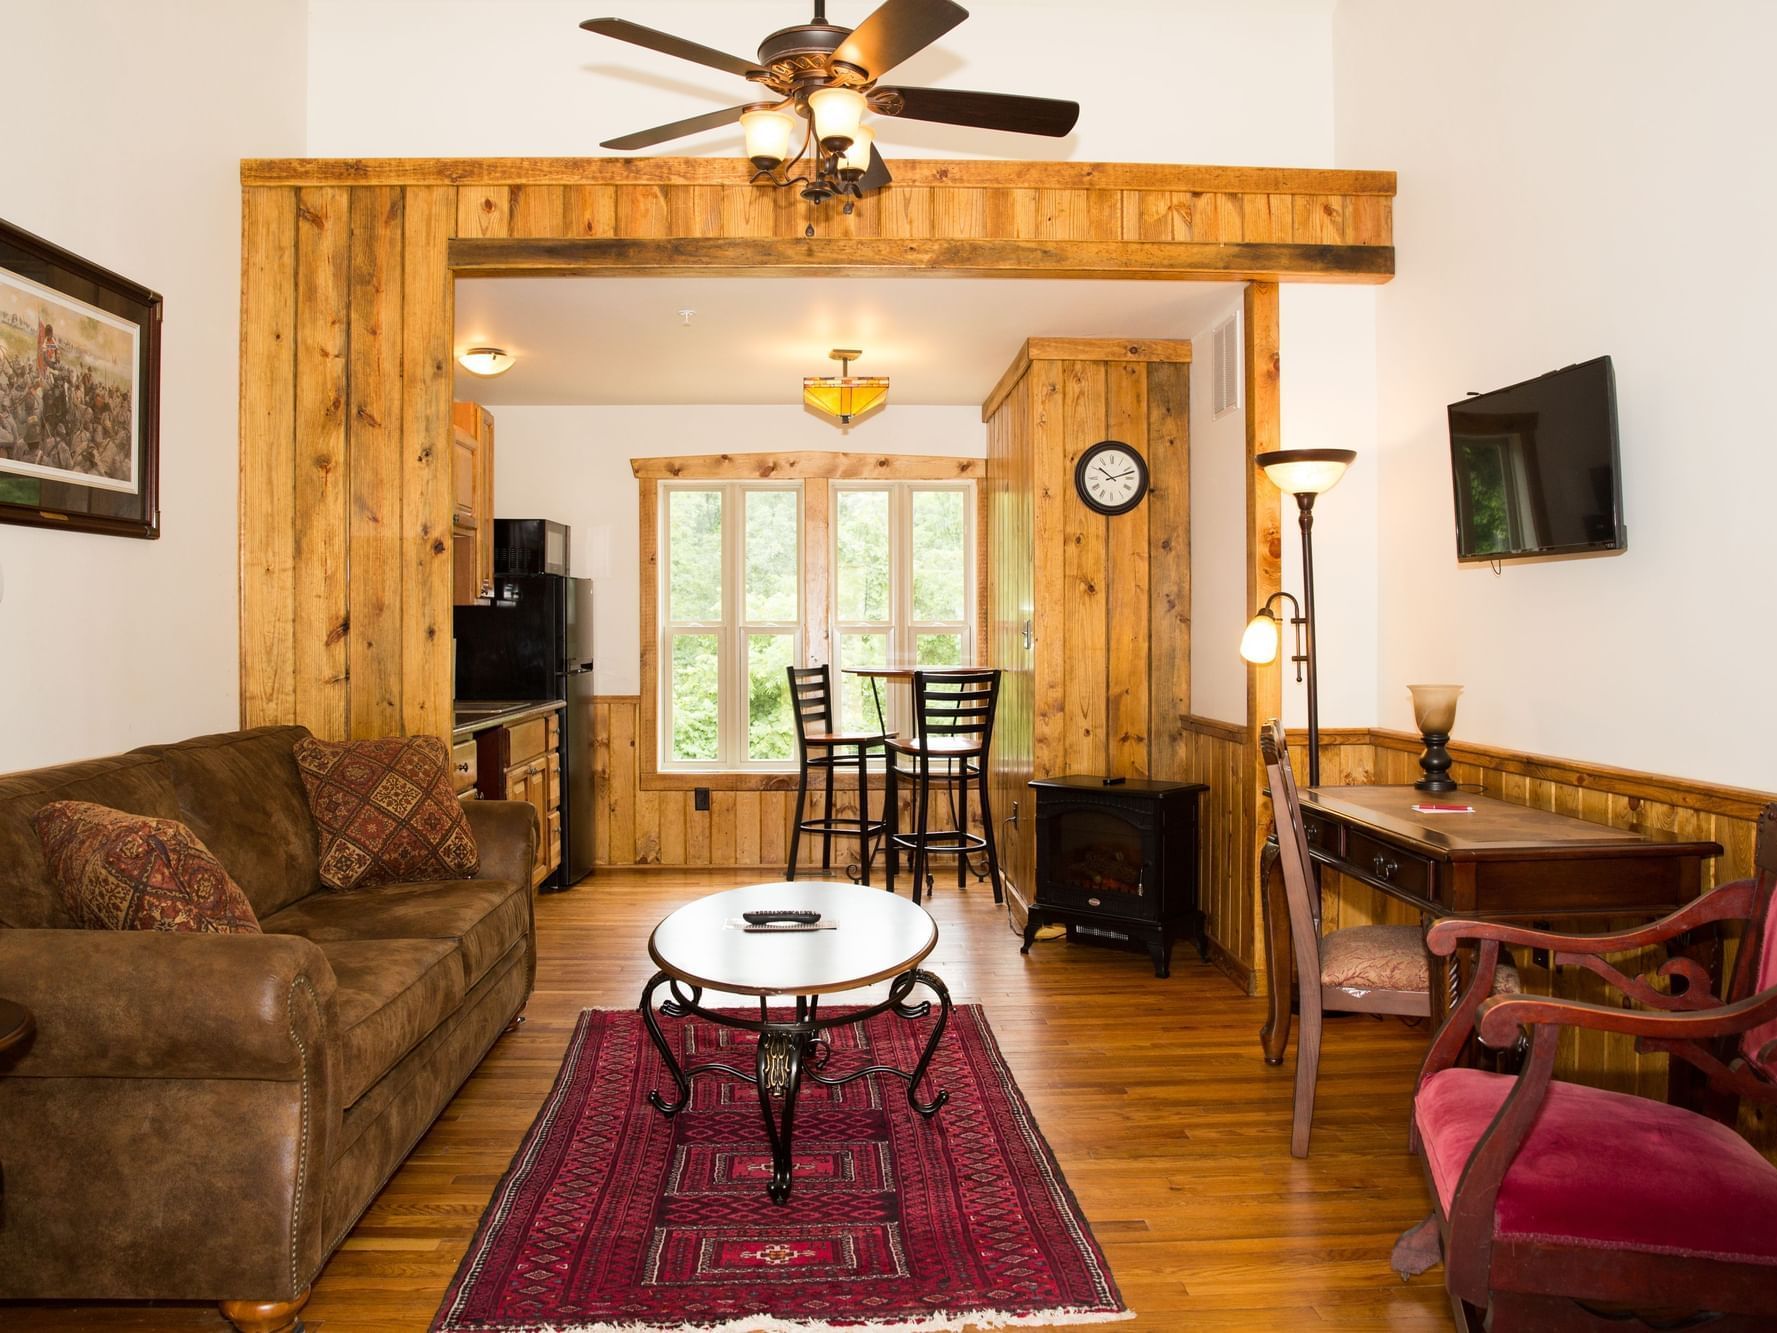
{"left": 1372, "top": 853, "right": 1399, "bottom": 881}
{"left": 1305, "top": 823, "right": 1321, "bottom": 845}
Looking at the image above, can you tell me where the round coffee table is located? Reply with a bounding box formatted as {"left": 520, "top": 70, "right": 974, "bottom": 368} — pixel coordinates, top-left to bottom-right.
{"left": 640, "top": 881, "right": 953, "bottom": 1205}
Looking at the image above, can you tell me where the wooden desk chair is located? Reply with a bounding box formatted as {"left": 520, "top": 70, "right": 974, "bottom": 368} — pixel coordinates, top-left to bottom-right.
{"left": 1395, "top": 805, "right": 1777, "bottom": 1330}
{"left": 1261, "top": 720, "right": 1517, "bottom": 1157}
{"left": 885, "top": 670, "right": 1003, "bottom": 906}
{"left": 785, "top": 665, "right": 888, "bottom": 884}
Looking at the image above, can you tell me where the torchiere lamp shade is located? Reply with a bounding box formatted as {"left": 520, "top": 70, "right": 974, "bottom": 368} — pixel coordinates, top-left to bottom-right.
{"left": 1255, "top": 447, "right": 1357, "bottom": 496}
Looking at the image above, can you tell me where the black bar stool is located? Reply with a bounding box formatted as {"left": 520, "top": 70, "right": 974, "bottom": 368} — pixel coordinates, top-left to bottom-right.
{"left": 885, "top": 669, "right": 1003, "bottom": 906}
{"left": 786, "top": 665, "right": 889, "bottom": 884}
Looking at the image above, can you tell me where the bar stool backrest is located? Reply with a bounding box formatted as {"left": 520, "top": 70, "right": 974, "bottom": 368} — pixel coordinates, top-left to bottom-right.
{"left": 788, "top": 665, "right": 835, "bottom": 752}
{"left": 912, "top": 670, "right": 1000, "bottom": 752}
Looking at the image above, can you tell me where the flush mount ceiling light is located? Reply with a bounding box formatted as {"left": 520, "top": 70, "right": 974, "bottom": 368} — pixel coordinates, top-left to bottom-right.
{"left": 457, "top": 346, "right": 515, "bottom": 377}
{"left": 581, "top": 1, "right": 1080, "bottom": 217}
{"left": 804, "top": 348, "right": 888, "bottom": 425}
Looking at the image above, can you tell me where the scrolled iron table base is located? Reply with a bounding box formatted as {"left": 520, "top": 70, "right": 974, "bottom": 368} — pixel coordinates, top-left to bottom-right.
{"left": 639, "top": 967, "right": 952, "bottom": 1205}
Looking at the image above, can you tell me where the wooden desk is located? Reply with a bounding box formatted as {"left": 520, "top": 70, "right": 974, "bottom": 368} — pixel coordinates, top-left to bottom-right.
{"left": 1261, "top": 785, "right": 1723, "bottom": 1064}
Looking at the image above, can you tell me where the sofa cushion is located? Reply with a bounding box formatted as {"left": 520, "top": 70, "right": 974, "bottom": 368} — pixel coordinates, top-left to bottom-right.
{"left": 0, "top": 752, "right": 183, "bottom": 929}
{"left": 32, "top": 802, "right": 261, "bottom": 935}
{"left": 315, "top": 937, "right": 466, "bottom": 1107}
{"left": 263, "top": 876, "right": 528, "bottom": 993}
{"left": 134, "top": 726, "right": 319, "bottom": 921}
{"left": 1416, "top": 1066, "right": 1777, "bottom": 1265}
{"left": 293, "top": 736, "right": 479, "bottom": 891}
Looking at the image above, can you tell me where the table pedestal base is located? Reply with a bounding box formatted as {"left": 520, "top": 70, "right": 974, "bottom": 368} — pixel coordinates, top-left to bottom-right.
{"left": 639, "top": 968, "right": 952, "bottom": 1206}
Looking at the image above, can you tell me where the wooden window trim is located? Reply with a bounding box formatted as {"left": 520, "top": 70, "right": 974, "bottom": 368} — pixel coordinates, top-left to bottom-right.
{"left": 635, "top": 451, "right": 987, "bottom": 792}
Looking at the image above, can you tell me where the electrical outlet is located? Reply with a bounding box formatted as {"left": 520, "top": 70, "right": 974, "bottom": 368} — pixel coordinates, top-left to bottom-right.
{"left": 694, "top": 786, "right": 711, "bottom": 812}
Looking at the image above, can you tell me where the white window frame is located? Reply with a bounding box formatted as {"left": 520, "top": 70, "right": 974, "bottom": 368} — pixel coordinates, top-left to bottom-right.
{"left": 831, "top": 479, "right": 977, "bottom": 738}
{"left": 659, "top": 479, "right": 803, "bottom": 772}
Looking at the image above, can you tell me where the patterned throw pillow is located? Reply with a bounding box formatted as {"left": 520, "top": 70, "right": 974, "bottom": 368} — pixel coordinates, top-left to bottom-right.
{"left": 32, "top": 801, "right": 262, "bottom": 934}
{"left": 294, "top": 735, "right": 479, "bottom": 891}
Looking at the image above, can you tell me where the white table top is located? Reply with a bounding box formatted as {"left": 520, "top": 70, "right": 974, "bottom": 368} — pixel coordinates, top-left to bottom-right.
{"left": 647, "top": 881, "right": 938, "bottom": 998}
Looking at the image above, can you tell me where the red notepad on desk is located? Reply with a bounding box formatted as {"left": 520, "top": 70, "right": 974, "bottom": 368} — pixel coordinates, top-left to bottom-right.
{"left": 1411, "top": 802, "right": 1475, "bottom": 814}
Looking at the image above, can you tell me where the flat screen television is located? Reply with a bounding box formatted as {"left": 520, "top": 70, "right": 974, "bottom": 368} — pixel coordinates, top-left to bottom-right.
{"left": 1447, "top": 356, "right": 1625, "bottom": 561}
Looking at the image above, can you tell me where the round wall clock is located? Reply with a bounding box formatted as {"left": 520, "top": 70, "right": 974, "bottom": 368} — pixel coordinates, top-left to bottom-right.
{"left": 1074, "top": 440, "right": 1150, "bottom": 516}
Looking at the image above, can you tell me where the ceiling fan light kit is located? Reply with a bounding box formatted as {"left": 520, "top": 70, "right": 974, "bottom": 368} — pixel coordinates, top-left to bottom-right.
{"left": 805, "top": 349, "right": 889, "bottom": 425}
{"left": 583, "top": 0, "right": 1079, "bottom": 215}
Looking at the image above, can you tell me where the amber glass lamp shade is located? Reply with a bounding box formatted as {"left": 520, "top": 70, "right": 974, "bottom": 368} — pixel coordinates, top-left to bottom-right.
{"left": 1255, "top": 448, "right": 1357, "bottom": 496}
{"left": 804, "top": 375, "right": 889, "bottom": 424}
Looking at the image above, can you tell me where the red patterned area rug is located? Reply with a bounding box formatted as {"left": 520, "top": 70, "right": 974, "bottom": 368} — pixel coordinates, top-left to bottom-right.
{"left": 433, "top": 1005, "right": 1129, "bottom": 1332}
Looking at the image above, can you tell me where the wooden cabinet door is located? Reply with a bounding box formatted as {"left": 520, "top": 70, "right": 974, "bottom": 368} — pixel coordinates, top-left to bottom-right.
{"left": 452, "top": 427, "right": 477, "bottom": 527}
{"left": 476, "top": 407, "right": 495, "bottom": 598}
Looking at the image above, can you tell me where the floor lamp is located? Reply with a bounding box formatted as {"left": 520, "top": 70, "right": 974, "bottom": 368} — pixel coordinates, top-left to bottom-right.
{"left": 1239, "top": 448, "right": 1357, "bottom": 788}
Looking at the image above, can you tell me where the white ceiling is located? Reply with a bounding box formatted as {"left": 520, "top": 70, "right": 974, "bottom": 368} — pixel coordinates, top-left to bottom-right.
{"left": 453, "top": 276, "right": 1241, "bottom": 406}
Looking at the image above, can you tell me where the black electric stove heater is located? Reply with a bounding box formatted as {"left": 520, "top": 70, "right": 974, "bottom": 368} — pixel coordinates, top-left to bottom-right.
{"left": 1022, "top": 776, "right": 1209, "bottom": 977}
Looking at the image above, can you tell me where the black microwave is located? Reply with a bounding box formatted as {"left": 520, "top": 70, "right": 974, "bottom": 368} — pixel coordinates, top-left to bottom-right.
{"left": 495, "top": 519, "right": 570, "bottom": 576}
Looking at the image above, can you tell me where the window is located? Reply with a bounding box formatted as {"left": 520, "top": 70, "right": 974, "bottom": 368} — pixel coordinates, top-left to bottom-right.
{"left": 832, "top": 481, "right": 975, "bottom": 734}
{"left": 660, "top": 482, "right": 801, "bottom": 770}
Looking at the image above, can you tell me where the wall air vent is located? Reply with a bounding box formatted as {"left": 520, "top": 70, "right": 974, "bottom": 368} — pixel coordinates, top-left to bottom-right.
{"left": 1212, "top": 312, "right": 1242, "bottom": 419}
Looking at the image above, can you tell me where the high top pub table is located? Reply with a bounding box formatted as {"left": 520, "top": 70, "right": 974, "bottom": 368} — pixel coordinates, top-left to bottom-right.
{"left": 639, "top": 882, "right": 953, "bottom": 1205}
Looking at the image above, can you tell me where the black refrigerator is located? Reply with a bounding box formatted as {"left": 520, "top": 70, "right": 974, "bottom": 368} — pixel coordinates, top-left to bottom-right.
{"left": 454, "top": 573, "right": 595, "bottom": 888}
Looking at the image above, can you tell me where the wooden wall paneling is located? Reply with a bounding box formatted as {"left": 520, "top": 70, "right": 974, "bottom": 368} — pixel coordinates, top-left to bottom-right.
{"left": 1243, "top": 281, "right": 1283, "bottom": 986}
{"left": 634, "top": 785, "right": 660, "bottom": 865}
{"left": 1061, "top": 359, "right": 1109, "bottom": 776}
{"left": 985, "top": 364, "right": 1035, "bottom": 908}
{"left": 803, "top": 479, "right": 831, "bottom": 669}
{"left": 239, "top": 188, "right": 298, "bottom": 728}
{"left": 1105, "top": 359, "right": 1151, "bottom": 777}
{"left": 292, "top": 186, "right": 352, "bottom": 739}
{"left": 607, "top": 692, "right": 637, "bottom": 861}
{"left": 659, "top": 784, "right": 687, "bottom": 865}
{"left": 346, "top": 187, "right": 406, "bottom": 737}
{"left": 509, "top": 184, "right": 565, "bottom": 239}
{"left": 567, "top": 184, "right": 617, "bottom": 238}
{"left": 878, "top": 185, "right": 933, "bottom": 239}
{"left": 398, "top": 186, "right": 457, "bottom": 739}
{"left": 456, "top": 185, "right": 510, "bottom": 240}
{"left": 617, "top": 184, "right": 669, "bottom": 237}
{"left": 1146, "top": 359, "right": 1191, "bottom": 774}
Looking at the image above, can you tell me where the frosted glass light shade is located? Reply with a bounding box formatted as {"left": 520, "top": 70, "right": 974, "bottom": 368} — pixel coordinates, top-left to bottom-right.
{"left": 1255, "top": 448, "right": 1357, "bottom": 496}
{"left": 808, "top": 86, "right": 865, "bottom": 151}
{"left": 837, "top": 125, "right": 875, "bottom": 177}
{"left": 1408, "top": 683, "right": 1463, "bottom": 735}
{"left": 456, "top": 346, "right": 513, "bottom": 377}
{"left": 804, "top": 375, "right": 889, "bottom": 424}
{"left": 740, "top": 106, "right": 798, "bottom": 168}
{"left": 1239, "top": 611, "right": 1281, "bottom": 665}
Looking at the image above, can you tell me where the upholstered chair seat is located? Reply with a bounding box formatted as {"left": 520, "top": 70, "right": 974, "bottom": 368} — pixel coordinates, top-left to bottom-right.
{"left": 1322, "top": 923, "right": 1521, "bottom": 995}
{"left": 1416, "top": 1067, "right": 1777, "bottom": 1268}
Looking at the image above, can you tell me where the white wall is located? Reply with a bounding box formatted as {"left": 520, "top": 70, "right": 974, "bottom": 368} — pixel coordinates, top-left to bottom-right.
{"left": 0, "top": 1, "right": 307, "bottom": 771}
{"left": 1335, "top": 0, "right": 1777, "bottom": 789}
{"left": 306, "top": 0, "right": 1337, "bottom": 166}
{"left": 1187, "top": 291, "right": 1247, "bottom": 725}
{"left": 490, "top": 403, "right": 985, "bottom": 695}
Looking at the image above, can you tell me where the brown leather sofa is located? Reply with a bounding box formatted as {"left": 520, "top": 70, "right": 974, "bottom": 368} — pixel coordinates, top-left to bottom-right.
{"left": 0, "top": 726, "right": 537, "bottom": 1332}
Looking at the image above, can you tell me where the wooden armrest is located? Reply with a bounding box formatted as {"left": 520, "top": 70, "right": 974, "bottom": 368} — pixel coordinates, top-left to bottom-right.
{"left": 1424, "top": 879, "right": 1755, "bottom": 958}
{"left": 1475, "top": 980, "right": 1777, "bottom": 1050}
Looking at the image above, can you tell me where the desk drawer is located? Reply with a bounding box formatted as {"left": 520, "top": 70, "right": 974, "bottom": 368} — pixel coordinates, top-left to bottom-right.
{"left": 1301, "top": 810, "right": 1343, "bottom": 858}
{"left": 507, "top": 716, "right": 549, "bottom": 765}
{"left": 1344, "top": 829, "right": 1432, "bottom": 898}
{"left": 451, "top": 740, "right": 479, "bottom": 796}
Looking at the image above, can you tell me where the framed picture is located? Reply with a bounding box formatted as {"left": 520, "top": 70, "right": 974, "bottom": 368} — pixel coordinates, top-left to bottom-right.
{"left": 0, "top": 218, "right": 161, "bottom": 539}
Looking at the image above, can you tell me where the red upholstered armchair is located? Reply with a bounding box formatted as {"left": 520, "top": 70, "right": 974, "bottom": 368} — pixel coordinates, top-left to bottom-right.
{"left": 1397, "top": 805, "right": 1777, "bottom": 1330}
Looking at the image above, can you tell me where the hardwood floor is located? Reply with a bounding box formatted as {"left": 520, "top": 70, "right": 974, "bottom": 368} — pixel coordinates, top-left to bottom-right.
{"left": 5, "top": 868, "right": 1452, "bottom": 1331}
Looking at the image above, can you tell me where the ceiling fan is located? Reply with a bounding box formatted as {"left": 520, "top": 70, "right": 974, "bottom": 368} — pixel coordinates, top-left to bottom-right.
{"left": 581, "top": 0, "right": 1079, "bottom": 206}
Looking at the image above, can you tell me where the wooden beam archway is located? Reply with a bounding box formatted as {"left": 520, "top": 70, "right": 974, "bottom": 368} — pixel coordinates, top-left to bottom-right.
{"left": 236, "top": 155, "right": 1394, "bottom": 984}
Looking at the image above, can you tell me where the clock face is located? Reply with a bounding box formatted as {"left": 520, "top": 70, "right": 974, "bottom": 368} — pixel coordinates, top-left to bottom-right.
{"left": 1075, "top": 441, "right": 1149, "bottom": 515}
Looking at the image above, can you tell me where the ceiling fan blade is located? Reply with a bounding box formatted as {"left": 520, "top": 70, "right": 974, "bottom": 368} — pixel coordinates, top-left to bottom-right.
{"left": 873, "top": 85, "right": 1079, "bottom": 137}
{"left": 600, "top": 105, "right": 751, "bottom": 152}
{"left": 858, "top": 143, "right": 894, "bottom": 192}
{"left": 832, "top": 0, "right": 968, "bottom": 80}
{"left": 579, "top": 18, "right": 759, "bottom": 79}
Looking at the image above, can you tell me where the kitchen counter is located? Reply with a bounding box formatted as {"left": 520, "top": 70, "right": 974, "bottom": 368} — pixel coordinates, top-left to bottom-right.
{"left": 452, "top": 699, "right": 566, "bottom": 742}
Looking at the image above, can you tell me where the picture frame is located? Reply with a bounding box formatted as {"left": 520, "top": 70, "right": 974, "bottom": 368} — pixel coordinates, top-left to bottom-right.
{"left": 0, "top": 217, "right": 161, "bottom": 539}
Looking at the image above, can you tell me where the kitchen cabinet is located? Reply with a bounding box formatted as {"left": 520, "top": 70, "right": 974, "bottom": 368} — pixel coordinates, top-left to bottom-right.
{"left": 472, "top": 708, "right": 562, "bottom": 888}
{"left": 451, "top": 401, "right": 496, "bottom": 605}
